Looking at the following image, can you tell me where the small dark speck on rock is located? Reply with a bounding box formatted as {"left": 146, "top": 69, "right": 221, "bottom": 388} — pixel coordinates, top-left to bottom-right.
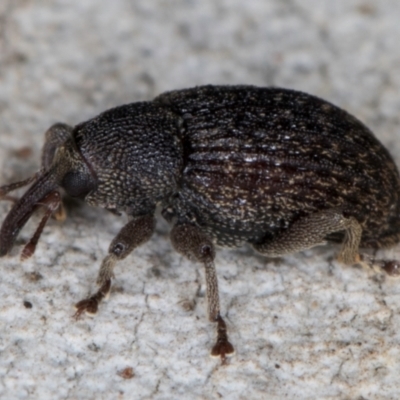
{"left": 357, "top": 3, "right": 376, "bottom": 15}
{"left": 148, "top": 266, "right": 162, "bottom": 277}
{"left": 180, "top": 299, "right": 196, "bottom": 312}
{"left": 112, "top": 285, "right": 124, "bottom": 294}
{"left": 13, "top": 147, "right": 33, "bottom": 160}
{"left": 10, "top": 52, "right": 28, "bottom": 64}
{"left": 23, "top": 300, "right": 32, "bottom": 309}
{"left": 25, "top": 271, "right": 43, "bottom": 282}
{"left": 88, "top": 343, "right": 100, "bottom": 352}
{"left": 117, "top": 367, "right": 134, "bottom": 379}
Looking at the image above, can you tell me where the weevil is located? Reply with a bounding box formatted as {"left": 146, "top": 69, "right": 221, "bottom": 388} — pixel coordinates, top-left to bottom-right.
{"left": 1, "top": 85, "right": 400, "bottom": 361}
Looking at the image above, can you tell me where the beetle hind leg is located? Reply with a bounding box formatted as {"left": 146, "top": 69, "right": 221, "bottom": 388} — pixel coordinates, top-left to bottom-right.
{"left": 170, "top": 223, "right": 234, "bottom": 363}
{"left": 253, "top": 209, "right": 400, "bottom": 276}
{"left": 253, "top": 209, "right": 363, "bottom": 265}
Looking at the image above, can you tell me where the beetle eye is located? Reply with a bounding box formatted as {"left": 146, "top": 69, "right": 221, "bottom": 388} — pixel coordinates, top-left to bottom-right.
{"left": 61, "top": 171, "right": 97, "bottom": 198}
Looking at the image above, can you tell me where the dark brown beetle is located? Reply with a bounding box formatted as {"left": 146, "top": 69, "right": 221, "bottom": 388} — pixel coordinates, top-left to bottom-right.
{"left": 1, "top": 85, "right": 400, "bottom": 361}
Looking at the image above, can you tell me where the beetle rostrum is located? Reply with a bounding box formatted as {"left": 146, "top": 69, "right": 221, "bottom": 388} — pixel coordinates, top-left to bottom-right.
{"left": 1, "top": 85, "right": 400, "bottom": 362}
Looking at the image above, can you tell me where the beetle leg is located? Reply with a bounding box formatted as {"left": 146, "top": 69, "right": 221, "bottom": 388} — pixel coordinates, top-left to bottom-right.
{"left": 20, "top": 190, "right": 62, "bottom": 260}
{"left": 355, "top": 253, "right": 400, "bottom": 277}
{"left": 170, "top": 223, "right": 234, "bottom": 363}
{"left": 253, "top": 209, "right": 362, "bottom": 265}
{"left": 74, "top": 215, "right": 155, "bottom": 318}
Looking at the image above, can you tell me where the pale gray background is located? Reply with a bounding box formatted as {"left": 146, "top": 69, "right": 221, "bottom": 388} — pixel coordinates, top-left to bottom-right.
{"left": 0, "top": 1, "right": 400, "bottom": 399}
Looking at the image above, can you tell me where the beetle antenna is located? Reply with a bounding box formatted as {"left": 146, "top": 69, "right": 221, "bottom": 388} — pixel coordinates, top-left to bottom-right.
{"left": 0, "top": 172, "right": 41, "bottom": 201}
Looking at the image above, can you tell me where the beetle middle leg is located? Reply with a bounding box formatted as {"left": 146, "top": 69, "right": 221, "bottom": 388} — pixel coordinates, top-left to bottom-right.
{"left": 170, "top": 223, "right": 235, "bottom": 362}
{"left": 253, "top": 209, "right": 362, "bottom": 265}
{"left": 74, "top": 215, "right": 155, "bottom": 318}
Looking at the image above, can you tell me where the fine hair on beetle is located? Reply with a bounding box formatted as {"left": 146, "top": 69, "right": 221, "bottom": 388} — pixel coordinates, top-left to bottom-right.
{"left": 1, "top": 85, "right": 400, "bottom": 362}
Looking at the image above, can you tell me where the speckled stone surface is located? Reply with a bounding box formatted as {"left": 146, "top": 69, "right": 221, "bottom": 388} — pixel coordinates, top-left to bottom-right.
{"left": 0, "top": 1, "right": 400, "bottom": 399}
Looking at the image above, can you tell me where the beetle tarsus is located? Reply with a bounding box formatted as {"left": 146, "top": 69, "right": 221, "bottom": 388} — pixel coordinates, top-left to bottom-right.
{"left": 359, "top": 253, "right": 400, "bottom": 277}
{"left": 74, "top": 278, "right": 112, "bottom": 319}
{"left": 211, "top": 315, "right": 235, "bottom": 363}
{"left": 381, "top": 260, "right": 400, "bottom": 276}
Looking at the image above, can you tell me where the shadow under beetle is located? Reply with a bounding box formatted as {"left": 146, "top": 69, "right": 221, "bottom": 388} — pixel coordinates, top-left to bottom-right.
{"left": 1, "top": 85, "right": 400, "bottom": 362}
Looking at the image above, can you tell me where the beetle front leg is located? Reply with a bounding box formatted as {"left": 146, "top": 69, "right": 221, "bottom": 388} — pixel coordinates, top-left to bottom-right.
{"left": 170, "top": 223, "right": 234, "bottom": 362}
{"left": 74, "top": 214, "right": 155, "bottom": 318}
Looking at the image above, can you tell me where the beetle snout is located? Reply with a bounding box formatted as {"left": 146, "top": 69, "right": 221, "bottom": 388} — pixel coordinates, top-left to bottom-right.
{"left": 0, "top": 170, "right": 58, "bottom": 257}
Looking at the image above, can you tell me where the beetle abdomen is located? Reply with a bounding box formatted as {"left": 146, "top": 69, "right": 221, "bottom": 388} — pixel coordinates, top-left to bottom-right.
{"left": 157, "top": 86, "right": 400, "bottom": 247}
